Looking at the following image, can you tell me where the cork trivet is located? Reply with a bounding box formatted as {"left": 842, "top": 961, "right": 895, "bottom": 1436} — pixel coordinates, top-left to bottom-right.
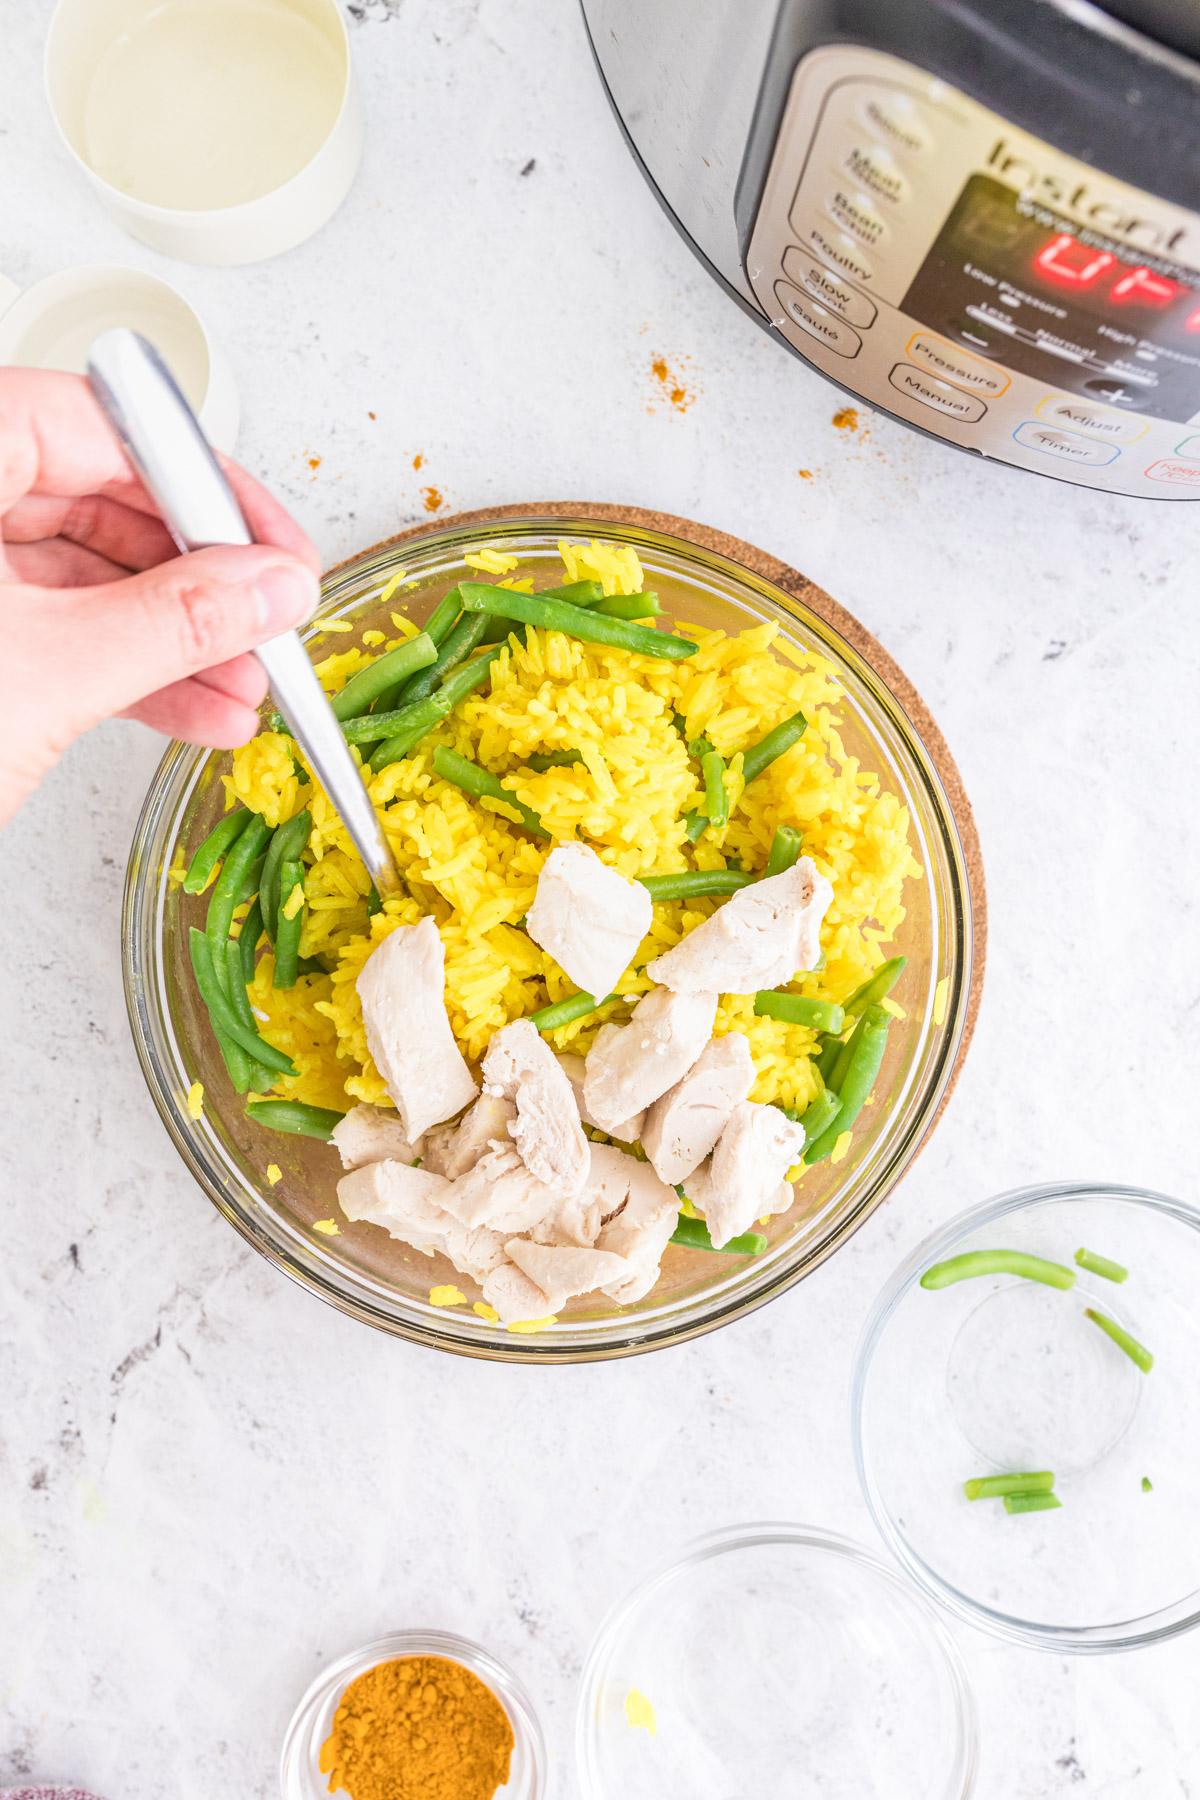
{"left": 330, "top": 502, "right": 986, "bottom": 1152}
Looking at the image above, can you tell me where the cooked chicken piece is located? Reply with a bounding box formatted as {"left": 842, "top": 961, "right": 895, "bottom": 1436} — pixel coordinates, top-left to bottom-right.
{"left": 685, "top": 1101, "right": 807, "bottom": 1248}
{"left": 331, "top": 1104, "right": 422, "bottom": 1171}
{"left": 528, "top": 1141, "right": 638, "bottom": 1248}
{"left": 356, "top": 917, "right": 478, "bottom": 1140}
{"left": 556, "top": 1052, "right": 645, "bottom": 1143}
{"left": 596, "top": 1158, "right": 681, "bottom": 1304}
{"left": 422, "top": 1092, "right": 517, "bottom": 1180}
{"left": 526, "top": 843, "right": 652, "bottom": 1001}
{"left": 583, "top": 987, "right": 717, "bottom": 1136}
{"left": 482, "top": 1019, "right": 589, "bottom": 1194}
{"left": 640, "top": 1031, "right": 756, "bottom": 1185}
{"left": 444, "top": 1141, "right": 562, "bottom": 1236}
{"left": 337, "top": 1158, "right": 505, "bottom": 1283}
{"left": 481, "top": 1261, "right": 554, "bottom": 1326}
{"left": 645, "top": 861, "right": 834, "bottom": 995}
{"left": 504, "top": 1239, "right": 636, "bottom": 1313}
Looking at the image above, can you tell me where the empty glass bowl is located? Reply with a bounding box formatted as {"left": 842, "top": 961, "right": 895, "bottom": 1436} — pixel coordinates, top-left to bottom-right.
{"left": 853, "top": 1182, "right": 1200, "bottom": 1651}
{"left": 123, "top": 513, "right": 978, "bottom": 1359}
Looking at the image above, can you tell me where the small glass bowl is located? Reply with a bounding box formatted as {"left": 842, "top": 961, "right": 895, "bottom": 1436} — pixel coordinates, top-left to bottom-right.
{"left": 279, "top": 1629, "right": 547, "bottom": 1799}
{"left": 853, "top": 1183, "right": 1200, "bottom": 1652}
{"left": 575, "top": 1523, "right": 978, "bottom": 1799}
{"left": 123, "top": 513, "right": 978, "bottom": 1360}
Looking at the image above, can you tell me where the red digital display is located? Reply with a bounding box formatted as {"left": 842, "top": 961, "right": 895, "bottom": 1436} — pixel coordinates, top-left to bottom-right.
{"left": 1031, "top": 231, "right": 1200, "bottom": 331}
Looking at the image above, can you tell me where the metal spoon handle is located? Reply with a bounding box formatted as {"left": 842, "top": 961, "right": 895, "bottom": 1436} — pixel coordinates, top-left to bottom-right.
{"left": 86, "top": 328, "right": 399, "bottom": 896}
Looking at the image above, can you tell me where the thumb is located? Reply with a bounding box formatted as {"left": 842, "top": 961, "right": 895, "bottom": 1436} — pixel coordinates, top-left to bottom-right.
{"left": 50, "top": 544, "right": 319, "bottom": 731}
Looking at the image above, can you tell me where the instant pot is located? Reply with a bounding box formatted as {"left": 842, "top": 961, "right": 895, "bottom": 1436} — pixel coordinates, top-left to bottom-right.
{"left": 581, "top": 0, "right": 1200, "bottom": 497}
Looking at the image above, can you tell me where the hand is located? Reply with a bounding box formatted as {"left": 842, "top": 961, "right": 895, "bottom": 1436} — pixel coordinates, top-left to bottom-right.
{"left": 0, "top": 366, "right": 321, "bottom": 827}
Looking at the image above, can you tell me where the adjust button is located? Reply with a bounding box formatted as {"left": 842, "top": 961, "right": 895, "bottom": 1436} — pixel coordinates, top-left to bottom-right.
{"left": 906, "top": 331, "right": 1009, "bottom": 396}
{"left": 774, "top": 281, "right": 862, "bottom": 358}
{"left": 782, "top": 247, "right": 877, "bottom": 328}
{"left": 1036, "top": 396, "right": 1148, "bottom": 443}
{"left": 859, "top": 91, "right": 932, "bottom": 157}
{"left": 1013, "top": 422, "right": 1120, "bottom": 467}
{"left": 826, "top": 187, "right": 888, "bottom": 248}
{"left": 888, "top": 363, "right": 986, "bottom": 422}
{"left": 843, "top": 144, "right": 909, "bottom": 205}
{"left": 1144, "top": 457, "right": 1200, "bottom": 487}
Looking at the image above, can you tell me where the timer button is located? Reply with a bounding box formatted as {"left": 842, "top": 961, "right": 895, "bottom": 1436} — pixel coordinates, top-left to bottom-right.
{"left": 1036, "top": 396, "right": 1148, "bottom": 444}
{"left": 1013, "top": 421, "right": 1120, "bottom": 467}
{"left": 825, "top": 187, "right": 889, "bottom": 248}
{"left": 773, "top": 280, "right": 863, "bottom": 358}
{"left": 801, "top": 222, "right": 875, "bottom": 289}
{"left": 906, "top": 331, "right": 1010, "bottom": 397}
{"left": 843, "top": 145, "right": 909, "bottom": 206}
{"left": 782, "top": 247, "right": 877, "bottom": 328}
{"left": 859, "top": 91, "right": 932, "bottom": 157}
{"left": 888, "top": 363, "right": 987, "bottom": 423}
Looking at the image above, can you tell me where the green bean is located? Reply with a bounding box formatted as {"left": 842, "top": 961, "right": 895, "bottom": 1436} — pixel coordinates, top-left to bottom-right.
{"left": 670, "top": 1215, "right": 767, "bottom": 1255}
{"left": 1142, "top": 1476, "right": 1153, "bottom": 1493}
{"left": 754, "top": 992, "right": 845, "bottom": 1033}
{"left": 592, "top": 591, "right": 660, "bottom": 620}
{"left": 208, "top": 932, "right": 254, "bottom": 1093}
{"left": 374, "top": 593, "right": 464, "bottom": 707}
{"left": 765, "top": 826, "right": 803, "bottom": 878}
{"left": 238, "top": 897, "right": 265, "bottom": 986}
{"left": 223, "top": 937, "right": 273, "bottom": 1093}
{"left": 525, "top": 750, "right": 583, "bottom": 772}
{"left": 638, "top": 870, "right": 755, "bottom": 902}
{"left": 329, "top": 632, "right": 437, "bottom": 719}
{"left": 843, "top": 955, "right": 907, "bottom": 1018}
{"left": 245, "top": 1099, "right": 345, "bottom": 1139}
{"left": 391, "top": 611, "right": 489, "bottom": 708}
{"left": 1084, "top": 1307, "right": 1153, "bottom": 1372}
{"left": 188, "top": 929, "right": 297, "bottom": 1075}
{"left": 237, "top": 852, "right": 266, "bottom": 906}
{"left": 816, "top": 1032, "right": 845, "bottom": 1083}
{"left": 683, "top": 809, "right": 709, "bottom": 843}
{"left": 436, "top": 644, "right": 505, "bottom": 708}
{"left": 273, "top": 861, "right": 305, "bottom": 989}
{"left": 431, "top": 746, "right": 548, "bottom": 837}
{"left": 701, "top": 750, "right": 728, "bottom": 827}
{"left": 1075, "top": 1247, "right": 1128, "bottom": 1284}
{"left": 367, "top": 647, "right": 505, "bottom": 772}
{"left": 964, "top": 1471, "right": 1055, "bottom": 1501}
{"left": 796, "top": 1088, "right": 842, "bottom": 1147}
{"left": 528, "top": 989, "right": 616, "bottom": 1031}
{"left": 205, "top": 814, "right": 272, "bottom": 949}
{"left": 459, "top": 582, "right": 697, "bottom": 660}
{"left": 804, "top": 1004, "right": 888, "bottom": 1163}
{"left": 742, "top": 710, "right": 808, "bottom": 783}
{"left": 183, "top": 807, "right": 249, "bottom": 894}
{"left": 343, "top": 691, "right": 449, "bottom": 747}
{"left": 259, "top": 809, "right": 311, "bottom": 941}
{"left": 827, "top": 1011, "right": 870, "bottom": 1093}
{"left": 1004, "top": 1492, "right": 1062, "bottom": 1516}
{"left": 548, "top": 580, "right": 605, "bottom": 606}
{"left": 919, "top": 1249, "right": 1076, "bottom": 1292}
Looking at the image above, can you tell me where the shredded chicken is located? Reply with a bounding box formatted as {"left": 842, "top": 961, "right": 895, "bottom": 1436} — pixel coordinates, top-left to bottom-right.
{"left": 422, "top": 1093, "right": 516, "bottom": 1181}
{"left": 331, "top": 1104, "right": 422, "bottom": 1171}
{"left": 645, "top": 861, "right": 833, "bottom": 994}
{"left": 582, "top": 987, "right": 717, "bottom": 1136}
{"left": 482, "top": 1019, "right": 589, "bottom": 1194}
{"left": 686, "top": 1101, "right": 807, "bottom": 1248}
{"left": 595, "top": 1158, "right": 681, "bottom": 1303}
{"left": 337, "top": 1158, "right": 505, "bottom": 1284}
{"left": 504, "top": 1239, "right": 636, "bottom": 1312}
{"left": 556, "top": 1052, "right": 644, "bottom": 1143}
{"left": 640, "top": 1031, "right": 756, "bottom": 1185}
{"left": 356, "top": 917, "right": 478, "bottom": 1140}
{"left": 525, "top": 843, "right": 652, "bottom": 1000}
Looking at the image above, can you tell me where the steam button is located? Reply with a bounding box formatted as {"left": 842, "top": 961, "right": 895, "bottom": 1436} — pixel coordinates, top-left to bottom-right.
{"left": 859, "top": 91, "right": 932, "bottom": 156}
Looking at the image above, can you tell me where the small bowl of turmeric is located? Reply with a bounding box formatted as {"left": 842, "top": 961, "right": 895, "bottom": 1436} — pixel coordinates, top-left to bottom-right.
{"left": 280, "top": 1629, "right": 548, "bottom": 1800}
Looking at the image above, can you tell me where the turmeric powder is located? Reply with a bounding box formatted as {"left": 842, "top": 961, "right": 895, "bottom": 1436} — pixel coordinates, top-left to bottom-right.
{"left": 318, "top": 1654, "right": 515, "bottom": 1800}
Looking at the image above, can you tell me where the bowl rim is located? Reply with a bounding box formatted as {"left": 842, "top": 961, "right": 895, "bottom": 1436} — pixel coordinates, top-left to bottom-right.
{"left": 851, "top": 1179, "right": 1200, "bottom": 1653}
{"left": 123, "top": 504, "right": 985, "bottom": 1362}
{"left": 574, "top": 1520, "right": 980, "bottom": 1799}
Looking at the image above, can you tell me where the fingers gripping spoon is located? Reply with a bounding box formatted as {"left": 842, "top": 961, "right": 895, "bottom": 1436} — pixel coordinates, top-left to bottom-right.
{"left": 87, "top": 328, "right": 401, "bottom": 897}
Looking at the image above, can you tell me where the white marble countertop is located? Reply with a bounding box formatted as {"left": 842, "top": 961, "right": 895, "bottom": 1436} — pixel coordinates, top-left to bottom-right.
{"left": 4, "top": 3, "right": 1200, "bottom": 1796}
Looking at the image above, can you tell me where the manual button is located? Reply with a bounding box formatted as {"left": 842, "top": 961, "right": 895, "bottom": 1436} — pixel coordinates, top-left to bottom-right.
{"left": 774, "top": 281, "right": 862, "bottom": 358}
{"left": 888, "top": 363, "right": 987, "bottom": 423}
{"left": 782, "top": 247, "right": 877, "bottom": 328}
{"left": 1037, "top": 397, "right": 1147, "bottom": 443}
{"left": 906, "top": 332, "right": 1009, "bottom": 396}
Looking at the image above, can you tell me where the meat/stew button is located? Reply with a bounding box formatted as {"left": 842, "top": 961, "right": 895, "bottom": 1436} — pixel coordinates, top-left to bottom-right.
{"left": 888, "top": 363, "right": 987, "bottom": 422}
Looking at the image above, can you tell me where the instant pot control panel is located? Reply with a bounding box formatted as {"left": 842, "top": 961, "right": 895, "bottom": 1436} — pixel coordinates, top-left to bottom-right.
{"left": 746, "top": 44, "right": 1200, "bottom": 496}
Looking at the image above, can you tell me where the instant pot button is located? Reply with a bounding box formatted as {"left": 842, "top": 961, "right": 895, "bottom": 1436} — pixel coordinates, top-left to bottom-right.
{"left": 774, "top": 281, "right": 862, "bottom": 358}
{"left": 798, "top": 221, "right": 875, "bottom": 289}
{"left": 859, "top": 91, "right": 932, "bottom": 156}
{"left": 1036, "top": 397, "right": 1148, "bottom": 444}
{"left": 781, "top": 247, "right": 877, "bottom": 328}
{"left": 906, "top": 332, "right": 1009, "bottom": 396}
{"left": 1144, "top": 457, "right": 1200, "bottom": 487}
{"left": 826, "top": 188, "right": 888, "bottom": 248}
{"left": 888, "top": 363, "right": 986, "bottom": 423}
{"left": 1175, "top": 433, "right": 1200, "bottom": 457}
{"left": 1013, "top": 422, "right": 1120, "bottom": 466}
{"left": 843, "top": 145, "right": 909, "bottom": 205}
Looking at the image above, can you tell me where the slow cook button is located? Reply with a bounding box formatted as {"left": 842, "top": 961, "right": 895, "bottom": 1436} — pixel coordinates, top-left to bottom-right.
{"left": 906, "top": 331, "right": 1009, "bottom": 397}
{"left": 782, "top": 246, "right": 877, "bottom": 327}
{"left": 1036, "top": 396, "right": 1148, "bottom": 443}
{"left": 859, "top": 91, "right": 932, "bottom": 157}
{"left": 1144, "top": 456, "right": 1200, "bottom": 487}
{"left": 801, "top": 221, "right": 875, "bottom": 289}
{"left": 888, "top": 363, "right": 986, "bottom": 422}
{"left": 826, "top": 187, "right": 889, "bottom": 248}
{"left": 774, "top": 280, "right": 863, "bottom": 358}
{"left": 1013, "top": 421, "right": 1120, "bottom": 466}
{"left": 843, "top": 144, "right": 909, "bottom": 205}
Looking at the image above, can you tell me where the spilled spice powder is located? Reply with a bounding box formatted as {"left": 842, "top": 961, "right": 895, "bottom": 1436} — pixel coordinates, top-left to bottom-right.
{"left": 797, "top": 468, "right": 814, "bottom": 480}
{"left": 412, "top": 451, "right": 426, "bottom": 470}
{"left": 421, "top": 485, "right": 445, "bottom": 513}
{"left": 319, "top": 1655, "right": 514, "bottom": 1800}
{"left": 831, "top": 407, "right": 859, "bottom": 432}
{"left": 648, "top": 353, "right": 695, "bottom": 413}
{"left": 307, "top": 455, "right": 322, "bottom": 470}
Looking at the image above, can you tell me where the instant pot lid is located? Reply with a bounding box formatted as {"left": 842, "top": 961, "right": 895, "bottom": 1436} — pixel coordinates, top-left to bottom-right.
{"left": 1098, "top": 0, "right": 1200, "bottom": 57}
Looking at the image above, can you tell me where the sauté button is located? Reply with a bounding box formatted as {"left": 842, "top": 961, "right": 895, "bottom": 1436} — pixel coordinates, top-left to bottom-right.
{"left": 843, "top": 145, "right": 909, "bottom": 205}
{"left": 905, "top": 331, "right": 1009, "bottom": 396}
{"left": 826, "top": 188, "right": 888, "bottom": 248}
{"left": 888, "top": 363, "right": 986, "bottom": 422}
{"left": 773, "top": 281, "right": 863, "bottom": 358}
{"left": 1144, "top": 457, "right": 1200, "bottom": 487}
{"left": 859, "top": 91, "right": 931, "bottom": 156}
{"left": 1036, "top": 396, "right": 1148, "bottom": 443}
{"left": 1013, "top": 422, "right": 1120, "bottom": 466}
{"left": 782, "top": 247, "right": 878, "bottom": 327}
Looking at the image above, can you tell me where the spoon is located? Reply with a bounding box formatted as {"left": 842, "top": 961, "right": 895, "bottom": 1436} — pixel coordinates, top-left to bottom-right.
{"left": 86, "top": 327, "right": 401, "bottom": 897}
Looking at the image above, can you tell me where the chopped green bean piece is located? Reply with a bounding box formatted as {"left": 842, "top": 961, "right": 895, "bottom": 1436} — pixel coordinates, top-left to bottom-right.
{"left": 205, "top": 814, "right": 271, "bottom": 949}
{"left": 528, "top": 990, "right": 617, "bottom": 1031}
{"left": 1004, "top": 1492, "right": 1062, "bottom": 1516}
{"left": 804, "top": 1005, "right": 889, "bottom": 1163}
{"left": 188, "top": 929, "right": 296, "bottom": 1075}
{"left": 920, "top": 1249, "right": 1076, "bottom": 1292}
{"left": 436, "top": 644, "right": 506, "bottom": 709}
{"left": 273, "top": 860, "right": 305, "bottom": 989}
{"left": 754, "top": 992, "right": 845, "bottom": 1033}
{"left": 223, "top": 937, "right": 272, "bottom": 1093}
{"left": 683, "top": 809, "right": 709, "bottom": 843}
{"left": 742, "top": 710, "right": 808, "bottom": 783}
{"left": 259, "top": 809, "right": 311, "bottom": 941}
{"left": 431, "top": 746, "right": 548, "bottom": 837}
{"left": 963, "top": 1471, "right": 1055, "bottom": 1501}
{"left": 330, "top": 632, "right": 437, "bottom": 719}
{"left": 592, "top": 590, "right": 660, "bottom": 620}
{"left": 238, "top": 897, "right": 264, "bottom": 986}
{"left": 638, "top": 870, "right": 755, "bottom": 901}
{"left": 458, "top": 582, "right": 697, "bottom": 660}
{"left": 209, "top": 933, "right": 254, "bottom": 1093}
{"left": 343, "top": 691, "right": 448, "bottom": 747}
{"left": 764, "top": 826, "right": 802, "bottom": 878}
{"left": 183, "top": 807, "right": 249, "bottom": 894}
{"left": 1074, "top": 1247, "right": 1128, "bottom": 1284}
{"left": 245, "top": 1099, "right": 345, "bottom": 1139}
{"left": 670, "top": 1215, "right": 767, "bottom": 1255}
{"left": 525, "top": 749, "right": 583, "bottom": 772}
{"left": 391, "top": 611, "right": 490, "bottom": 709}
{"left": 701, "top": 750, "right": 728, "bottom": 827}
{"left": 843, "top": 955, "right": 907, "bottom": 1018}
{"left": 1084, "top": 1307, "right": 1153, "bottom": 1372}
{"left": 796, "top": 1088, "right": 842, "bottom": 1148}
{"left": 547, "top": 580, "right": 605, "bottom": 606}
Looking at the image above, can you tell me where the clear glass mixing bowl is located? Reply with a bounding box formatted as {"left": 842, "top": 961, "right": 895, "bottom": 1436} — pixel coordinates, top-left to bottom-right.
{"left": 123, "top": 514, "right": 977, "bottom": 1361}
